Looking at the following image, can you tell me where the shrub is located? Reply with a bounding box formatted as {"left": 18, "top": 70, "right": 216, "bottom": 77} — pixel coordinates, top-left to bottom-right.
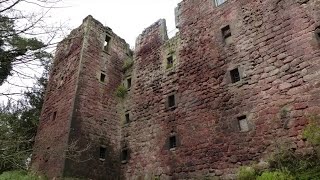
{"left": 0, "top": 171, "right": 46, "bottom": 180}
{"left": 268, "top": 147, "right": 320, "bottom": 179}
{"left": 237, "top": 166, "right": 256, "bottom": 180}
{"left": 122, "top": 59, "right": 134, "bottom": 72}
{"left": 115, "top": 85, "right": 127, "bottom": 99}
{"left": 257, "top": 171, "right": 294, "bottom": 180}
{"left": 296, "top": 166, "right": 320, "bottom": 180}
{"left": 303, "top": 115, "right": 320, "bottom": 146}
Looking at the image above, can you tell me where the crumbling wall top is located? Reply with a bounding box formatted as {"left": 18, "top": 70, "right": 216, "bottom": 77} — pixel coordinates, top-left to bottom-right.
{"left": 135, "top": 19, "right": 168, "bottom": 48}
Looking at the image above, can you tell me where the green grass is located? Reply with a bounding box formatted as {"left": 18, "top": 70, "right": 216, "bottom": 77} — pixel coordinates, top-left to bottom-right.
{"left": 0, "top": 171, "right": 46, "bottom": 180}
{"left": 257, "top": 171, "right": 294, "bottom": 180}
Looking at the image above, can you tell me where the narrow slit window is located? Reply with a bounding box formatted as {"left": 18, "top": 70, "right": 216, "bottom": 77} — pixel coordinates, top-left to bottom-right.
{"left": 230, "top": 68, "right": 240, "bottom": 83}
{"left": 168, "top": 95, "right": 176, "bottom": 108}
{"left": 215, "top": 0, "right": 227, "bottom": 6}
{"left": 127, "top": 78, "right": 132, "bottom": 89}
{"left": 166, "top": 56, "right": 174, "bottom": 69}
{"left": 99, "top": 146, "right": 106, "bottom": 160}
{"left": 238, "top": 115, "right": 249, "bottom": 132}
{"left": 221, "top": 25, "right": 232, "bottom": 44}
{"left": 52, "top": 111, "right": 57, "bottom": 121}
{"left": 104, "top": 34, "right": 111, "bottom": 51}
{"left": 125, "top": 113, "right": 130, "bottom": 124}
{"left": 121, "top": 149, "right": 128, "bottom": 163}
{"left": 316, "top": 27, "right": 320, "bottom": 41}
{"left": 100, "top": 73, "right": 106, "bottom": 83}
{"left": 169, "top": 135, "right": 177, "bottom": 149}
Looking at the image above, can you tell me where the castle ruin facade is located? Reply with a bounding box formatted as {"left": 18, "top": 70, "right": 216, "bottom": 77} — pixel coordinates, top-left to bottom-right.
{"left": 32, "top": 0, "right": 320, "bottom": 179}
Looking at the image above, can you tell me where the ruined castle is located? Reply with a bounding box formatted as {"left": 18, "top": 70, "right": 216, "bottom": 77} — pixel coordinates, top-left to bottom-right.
{"left": 31, "top": 0, "right": 320, "bottom": 179}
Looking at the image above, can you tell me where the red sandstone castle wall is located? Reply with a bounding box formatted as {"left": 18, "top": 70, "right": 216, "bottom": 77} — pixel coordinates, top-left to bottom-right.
{"left": 32, "top": 16, "right": 131, "bottom": 179}
{"left": 62, "top": 17, "right": 130, "bottom": 179}
{"left": 31, "top": 23, "right": 86, "bottom": 178}
{"left": 121, "top": 0, "right": 320, "bottom": 179}
{"left": 33, "top": 0, "right": 320, "bottom": 179}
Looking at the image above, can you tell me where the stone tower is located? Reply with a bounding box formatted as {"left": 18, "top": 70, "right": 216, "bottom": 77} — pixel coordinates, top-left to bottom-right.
{"left": 33, "top": 0, "right": 320, "bottom": 179}
{"left": 31, "top": 16, "right": 131, "bottom": 179}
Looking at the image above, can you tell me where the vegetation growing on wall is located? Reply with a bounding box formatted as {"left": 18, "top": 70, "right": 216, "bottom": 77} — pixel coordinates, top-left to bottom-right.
{"left": 122, "top": 59, "right": 134, "bottom": 72}
{"left": 115, "top": 85, "right": 128, "bottom": 99}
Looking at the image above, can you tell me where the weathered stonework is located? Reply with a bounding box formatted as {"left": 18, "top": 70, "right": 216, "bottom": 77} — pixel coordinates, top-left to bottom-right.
{"left": 32, "top": 16, "right": 131, "bottom": 179}
{"left": 33, "top": 0, "right": 320, "bottom": 179}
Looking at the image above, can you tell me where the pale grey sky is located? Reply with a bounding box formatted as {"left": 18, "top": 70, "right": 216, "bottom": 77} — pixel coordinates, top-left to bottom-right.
{"left": 54, "top": 0, "right": 182, "bottom": 46}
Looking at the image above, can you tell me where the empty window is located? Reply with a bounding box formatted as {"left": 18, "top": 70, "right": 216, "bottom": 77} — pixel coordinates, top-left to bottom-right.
{"left": 168, "top": 94, "right": 176, "bottom": 108}
{"left": 166, "top": 55, "right": 174, "bottom": 69}
{"left": 121, "top": 149, "right": 128, "bottom": 163}
{"left": 127, "top": 78, "right": 132, "bottom": 89}
{"left": 169, "top": 135, "right": 177, "bottom": 149}
{"left": 230, "top": 68, "right": 240, "bottom": 83}
{"left": 215, "top": 0, "right": 227, "bottom": 6}
{"left": 100, "top": 73, "right": 106, "bottom": 83}
{"left": 125, "top": 113, "right": 130, "bottom": 124}
{"left": 316, "top": 27, "right": 320, "bottom": 41}
{"left": 99, "top": 146, "right": 106, "bottom": 160}
{"left": 221, "top": 25, "right": 232, "bottom": 44}
{"left": 104, "top": 34, "right": 111, "bottom": 51}
{"left": 238, "top": 115, "right": 249, "bottom": 132}
{"left": 52, "top": 111, "right": 57, "bottom": 121}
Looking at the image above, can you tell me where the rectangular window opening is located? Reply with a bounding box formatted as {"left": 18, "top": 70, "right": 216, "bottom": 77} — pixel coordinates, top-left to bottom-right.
{"left": 166, "top": 56, "right": 174, "bottom": 69}
{"left": 215, "top": 0, "right": 227, "bottom": 6}
{"left": 104, "top": 34, "right": 111, "bottom": 51}
{"left": 100, "top": 73, "right": 106, "bottom": 83}
{"left": 125, "top": 113, "right": 130, "bottom": 124}
{"left": 121, "top": 149, "right": 128, "bottom": 163}
{"left": 221, "top": 25, "right": 232, "bottom": 44}
{"left": 168, "top": 94, "right": 176, "bottom": 108}
{"left": 238, "top": 115, "right": 249, "bottom": 132}
{"left": 169, "top": 135, "right": 177, "bottom": 149}
{"left": 230, "top": 68, "right": 240, "bottom": 83}
{"left": 99, "top": 146, "right": 106, "bottom": 160}
{"left": 127, "top": 78, "right": 132, "bottom": 89}
{"left": 52, "top": 111, "right": 57, "bottom": 121}
{"left": 316, "top": 27, "right": 320, "bottom": 40}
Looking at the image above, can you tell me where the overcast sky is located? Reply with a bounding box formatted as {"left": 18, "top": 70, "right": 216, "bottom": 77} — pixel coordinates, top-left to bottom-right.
{"left": 54, "top": 0, "right": 182, "bottom": 46}
{"left": 0, "top": 0, "right": 182, "bottom": 102}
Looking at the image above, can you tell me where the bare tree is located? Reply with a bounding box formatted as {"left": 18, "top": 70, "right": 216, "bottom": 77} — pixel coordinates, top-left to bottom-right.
{"left": 0, "top": 0, "right": 68, "bottom": 99}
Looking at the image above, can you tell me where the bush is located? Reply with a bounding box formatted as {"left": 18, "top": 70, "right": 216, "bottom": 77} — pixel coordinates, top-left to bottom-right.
{"left": 115, "top": 85, "right": 127, "bottom": 99}
{"left": 296, "top": 166, "right": 320, "bottom": 180}
{"left": 303, "top": 115, "right": 320, "bottom": 146}
{"left": 268, "top": 147, "right": 320, "bottom": 178}
{"left": 257, "top": 171, "right": 294, "bottom": 180}
{"left": 0, "top": 171, "right": 46, "bottom": 180}
{"left": 237, "top": 166, "right": 256, "bottom": 180}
